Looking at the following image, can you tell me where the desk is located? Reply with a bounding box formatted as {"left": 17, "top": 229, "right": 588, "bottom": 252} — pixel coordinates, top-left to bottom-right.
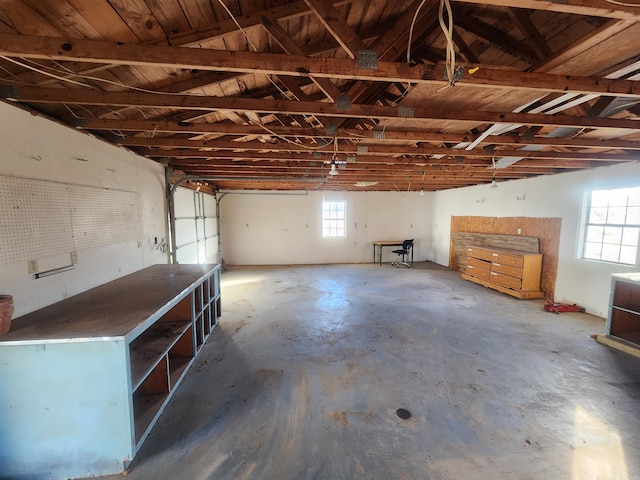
{"left": 372, "top": 240, "right": 413, "bottom": 267}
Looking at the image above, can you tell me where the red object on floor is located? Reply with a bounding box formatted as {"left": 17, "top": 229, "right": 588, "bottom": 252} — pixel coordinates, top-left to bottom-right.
{"left": 544, "top": 300, "right": 586, "bottom": 314}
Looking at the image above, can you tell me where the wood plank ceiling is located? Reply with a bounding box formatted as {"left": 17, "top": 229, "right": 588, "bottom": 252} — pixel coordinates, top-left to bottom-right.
{"left": 0, "top": 0, "right": 639, "bottom": 192}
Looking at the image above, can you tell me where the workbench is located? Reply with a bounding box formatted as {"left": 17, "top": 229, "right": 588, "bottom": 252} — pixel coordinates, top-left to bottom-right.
{"left": 0, "top": 264, "right": 221, "bottom": 479}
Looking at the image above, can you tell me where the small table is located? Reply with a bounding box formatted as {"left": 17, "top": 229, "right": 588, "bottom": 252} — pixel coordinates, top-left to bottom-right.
{"left": 372, "top": 240, "right": 413, "bottom": 267}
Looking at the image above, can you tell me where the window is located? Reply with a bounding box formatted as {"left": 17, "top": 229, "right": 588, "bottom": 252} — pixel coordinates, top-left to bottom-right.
{"left": 322, "top": 200, "right": 346, "bottom": 237}
{"left": 582, "top": 186, "right": 640, "bottom": 265}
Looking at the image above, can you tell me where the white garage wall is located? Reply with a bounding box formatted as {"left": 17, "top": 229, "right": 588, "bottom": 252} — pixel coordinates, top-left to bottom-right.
{"left": 430, "top": 161, "right": 640, "bottom": 317}
{"left": 220, "top": 190, "right": 433, "bottom": 265}
{"left": 0, "top": 102, "right": 168, "bottom": 318}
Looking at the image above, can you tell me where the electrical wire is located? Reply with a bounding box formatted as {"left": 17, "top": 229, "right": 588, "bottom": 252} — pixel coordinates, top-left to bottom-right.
{"left": 215, "top": 0, "right": 290, "bottom": 100}
{"left": 438, "top": 0, "right": 456, "bottom": 86}
{"left": 604, "top": 0, "right": 640, "bottom": 6}
{"left": 1, "top": 56, "right": 96, "bottom": 88}
{"left": 391, "top": 0, "right": 430, "bottom": 106}
{"left": 394, "top": 0, "right": 457, "bottom": 104}
{"left": 254, "top": 122, "right": 335, "bottom": 150}
{"left": 10, "top": 56, "right": 214, "bottom": 97}
{"left": 407, "top": 0, "right": 429, "bottom": 65}
{"left": 213, "top": 0, "right": 332, "bottom": 143}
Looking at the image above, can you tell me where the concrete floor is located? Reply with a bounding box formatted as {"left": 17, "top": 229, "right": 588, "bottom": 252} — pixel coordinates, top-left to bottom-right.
{"left": 98, "top": 263, "right": 640, "bottom": 480}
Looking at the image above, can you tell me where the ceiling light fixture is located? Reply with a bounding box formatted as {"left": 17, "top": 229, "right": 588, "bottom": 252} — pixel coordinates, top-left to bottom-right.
{"left": 490, "top": 155, "right": 498, "bottom": 189}
{"left": 355, "top": 181, "right": 378, "bottom": 187}
{"left": 328, "top": 160, "right": 339, "bottom": 176}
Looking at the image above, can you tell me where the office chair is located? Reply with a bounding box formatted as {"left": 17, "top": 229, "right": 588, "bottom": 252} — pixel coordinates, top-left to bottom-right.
{"left": 392, "top": 239, "right": 414, "bottom": 268}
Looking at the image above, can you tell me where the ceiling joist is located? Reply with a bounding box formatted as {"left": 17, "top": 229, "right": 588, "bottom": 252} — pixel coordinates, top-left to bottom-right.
{"left": 3, "top": 85, "right": 640, "bottom": 131}
{"left": 1, "top": 34, "right": 640, "bottom": 99}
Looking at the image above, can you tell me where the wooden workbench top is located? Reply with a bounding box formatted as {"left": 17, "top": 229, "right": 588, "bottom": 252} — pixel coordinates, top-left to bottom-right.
{"left": 0, "top": 264, "right": 216, "bottom": 343}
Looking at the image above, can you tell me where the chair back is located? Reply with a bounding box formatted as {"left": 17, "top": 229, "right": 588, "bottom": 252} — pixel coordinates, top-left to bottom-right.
{"left": 403, "top": 239, "right": 414, "bottom": 251}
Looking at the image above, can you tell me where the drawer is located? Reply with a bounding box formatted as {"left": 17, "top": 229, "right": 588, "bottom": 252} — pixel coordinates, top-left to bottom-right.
{"left": 490, "top": 252, "right": 524, "bottom": 267}
{"left": 491, "top": 262, "right": 523, "bottom": 278}
{"left": 466, "top": 265, "right": 491, "bottom": 281}
{"left": 489, "top": 271, "right": 522, "bottom": 290}
{"left": 468, "top": 257, "right": 491, "bottom": 270}
{"left": 467, "top": 246, "right": 493, "bottom": 261}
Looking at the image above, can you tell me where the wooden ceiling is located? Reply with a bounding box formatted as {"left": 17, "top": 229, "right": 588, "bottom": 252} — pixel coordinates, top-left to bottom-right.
{"left": 0, "top": 0, "right": 639, "bottom": 192}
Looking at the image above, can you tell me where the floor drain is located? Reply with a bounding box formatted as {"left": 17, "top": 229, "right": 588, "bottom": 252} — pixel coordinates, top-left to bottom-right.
{"left": 396, "top": 408, "right": 411, "bottom": 419}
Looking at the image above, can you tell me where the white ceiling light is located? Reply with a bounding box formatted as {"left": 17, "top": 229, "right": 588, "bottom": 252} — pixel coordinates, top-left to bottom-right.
{"left": 328, "top": 161, "right": 339, "bottom": 176}
{"left": 355, "top": 181, "right": 378, "bottom": 187}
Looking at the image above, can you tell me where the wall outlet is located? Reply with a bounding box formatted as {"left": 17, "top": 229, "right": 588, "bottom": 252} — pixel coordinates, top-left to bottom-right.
{"left": 70, "top": 251, "right": 78, "bottom": 264}
{"left": 517, "top": 228, "right": 522, "bottom": 235}
{"left": 137, "top": 239, "right": 142, "bottom": 248}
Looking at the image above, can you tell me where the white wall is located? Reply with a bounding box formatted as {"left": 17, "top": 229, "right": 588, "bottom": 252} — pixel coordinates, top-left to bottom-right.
{"left": 0, "top": 102, "right": 168, "bottom": 318}
{"left": 220, "top": 190, "right": 432, "bottom": 265}
{"left": 431, "top": 161, "right": 640, "bottom": 317}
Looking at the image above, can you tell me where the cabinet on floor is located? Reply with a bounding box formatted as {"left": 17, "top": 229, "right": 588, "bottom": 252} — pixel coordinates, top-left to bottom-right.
{"left": 462, "top": 246, "right": 544, "bottom": 299}
{"left": 0, "top": 264, "right": 221, "bottom": 480}
{"left": 598, "top": 273, "right": 640, "bottom": 357}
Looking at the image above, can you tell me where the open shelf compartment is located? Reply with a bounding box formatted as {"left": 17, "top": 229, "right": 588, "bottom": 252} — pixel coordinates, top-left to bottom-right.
{"left": 129, "top": 317, "right": 192, "bottom": 389}
{"left": 168, "top": 324, "right": 195, "bottom": 389}
{"left": 133, "top": 356, "right": 170, "bottom": 445}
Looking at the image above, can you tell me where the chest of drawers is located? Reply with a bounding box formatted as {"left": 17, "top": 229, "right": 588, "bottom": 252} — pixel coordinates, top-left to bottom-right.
{"left": 462, "top": 246, "right": 544, "bottom": 299}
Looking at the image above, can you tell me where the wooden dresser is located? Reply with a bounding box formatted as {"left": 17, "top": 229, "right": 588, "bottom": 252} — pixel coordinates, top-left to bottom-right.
{"left": 461, "top": 245, "right": 544, "bottom": 299}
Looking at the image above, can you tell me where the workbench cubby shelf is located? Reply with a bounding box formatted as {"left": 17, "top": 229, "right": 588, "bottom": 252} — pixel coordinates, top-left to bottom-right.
{"left": 0, "top": 264, "right": 222, "bottom": 480}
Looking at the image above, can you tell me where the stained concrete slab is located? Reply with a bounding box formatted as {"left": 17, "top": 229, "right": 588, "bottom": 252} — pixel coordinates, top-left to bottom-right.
{"left": 90, "top": 263, "right": 640, "bottom": 480}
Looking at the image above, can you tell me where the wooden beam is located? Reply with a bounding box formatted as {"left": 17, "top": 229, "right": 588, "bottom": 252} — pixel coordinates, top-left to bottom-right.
{"left": 75, "top": 118, "right": 640, "bottom": 150}
{"left": 373, "top": 1, "right": 439, "bottom": 62}
{"left": 2, "top": 34, "right": 640, "bottom": 99}
{"left": 596, "top": 335, "right": 640, "bottom": 359}
{"left": 120, "top": 136, "right": 638, "bottom": 162}
{"left": 449, "top": 0, "right": 640, "bottom": 21}
{"left": 452, "top": 28, "right": 479, "bottom": 64}
{"left": 507, "top": 8, "right": 553, "bottom": 61}
{"left": 5, "top": 85, "right": 640, "bottom": 130}
{"left": 261, "top": 15, "right": 342, "bottom": 101}
{"left": 454, "top": 12, "right": 538, "bottom": 64}
{"left": 302, "top": 0, "right": 367, "bottom": 59}
{"left": 533, "top": 19, "right": 638, "bottom": 73}
{"left": 141, "top": 147, "right": 623, "bottom": 168}
{"left": 167, "top": 0, "right": 354, "bottom": 47}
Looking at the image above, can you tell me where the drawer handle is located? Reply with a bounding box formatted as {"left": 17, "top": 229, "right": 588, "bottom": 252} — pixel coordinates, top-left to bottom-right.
{"left": 467, "top": 265, "right": 474, "bottom": 269}
{"left": 490, "top": 272, "right": 497, "bottom": 276}
{"left": 492, "top": 253, "right": 498, "bottom": 256}
{"left": 493, "top": 263, "right": 500, "bottom": 267}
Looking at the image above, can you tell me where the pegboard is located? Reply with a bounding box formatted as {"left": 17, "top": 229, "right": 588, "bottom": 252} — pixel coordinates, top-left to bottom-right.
{"left": 0, "top": 176, "right": 142, "bottom": 266}
{"left": 71, "top": 185, "right": 142, "bottom": 250}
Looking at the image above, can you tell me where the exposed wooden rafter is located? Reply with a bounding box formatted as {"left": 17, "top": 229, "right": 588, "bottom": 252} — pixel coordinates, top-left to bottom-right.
{"left": 1, "top": 34, "right": 639, "bottom": 99}
{"left": 3, "top": 86, "right": 640, "bottom": 131}
{"left": 0, "top": 0, "right": 638, "bottom": 192}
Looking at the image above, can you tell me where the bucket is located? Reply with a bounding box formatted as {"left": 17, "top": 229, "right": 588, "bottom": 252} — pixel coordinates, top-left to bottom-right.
{"left": 0, "top": 295, "right": 14, "bottom": 336}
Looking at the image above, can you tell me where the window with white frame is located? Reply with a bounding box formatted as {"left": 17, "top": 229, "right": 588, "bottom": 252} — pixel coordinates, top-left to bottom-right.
{"left": 322, "top": 200, "right": 346, "bottom": 237}
{"left": 582, "top": 186, "right": 640, "bottom": 265}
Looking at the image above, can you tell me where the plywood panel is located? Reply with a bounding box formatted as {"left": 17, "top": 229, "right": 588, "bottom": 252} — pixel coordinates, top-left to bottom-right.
{"left": 450, "top": 216, "right": 561, "bottom": 299}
